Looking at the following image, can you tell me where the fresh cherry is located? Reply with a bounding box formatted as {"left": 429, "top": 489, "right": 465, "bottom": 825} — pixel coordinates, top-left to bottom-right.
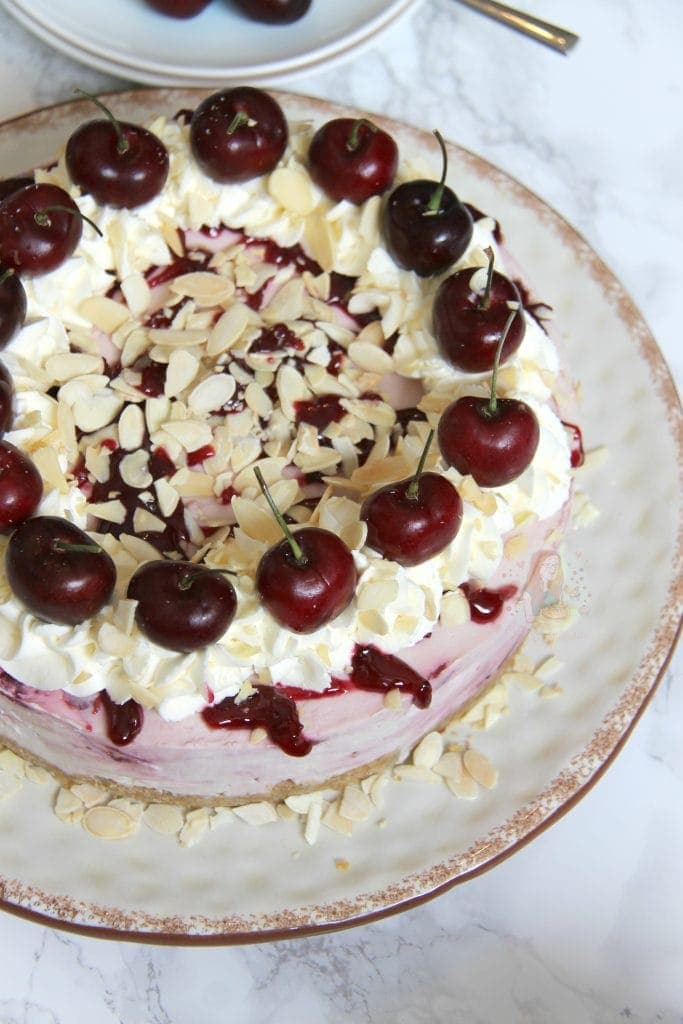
{"left": 0, "top": 183, "right": 83, "bottom": 275}
{"left": 0, "top": 177, "right": 34, "bottom": 204}
{"left": 0, "top": 361, "right": 13, "bottom": 435}
{"left": 66, "top": 92, "right": 169, "bottom": 209}
{"left": 0, "top": 440, "right": 43, "bottom": 533}
{"left": 0, "top": 266, "right": 27, "bottom": 349}
{"left": 127, "top": 560, "right": 237, "bottom": 653}
{"left": 254, "top": 467, "right": 357, "bottom": 633}
{"left": 143, "top": 0, "right": 212, "bottom": 15}
{"left": 5, "top": 516, "right": 116, "bottom": 625}
{"left": 383, "top": 130, "right": 473, "bottom": 277}
{"left": 190, "top": 87, "right": 288, "bottom": 184}
{"left": 361, "top": 430, "right": 462, "bottom": 566}
{"left": 231, "top": 0, "right": 312, "bottom": 21}
{"left": 433, "top": 248, "right": 526, "bottom": 372}
{"left": 307, "top": 117, "right": 398, "bottom": 204}
{"left": 437, "top": 310, "right": 539, "bottom": 487}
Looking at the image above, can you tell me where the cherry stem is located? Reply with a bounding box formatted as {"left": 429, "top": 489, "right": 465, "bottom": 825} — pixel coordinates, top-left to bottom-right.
{"left": 406, "top": 429, "right": 435, "bottom": 501}
{"left": 488, "top": 308, "right": 519, "bottom": 416}
{"left": 34, "top": 205, "right": 103, "bottom": 238}
{"left": 346, "top": 118, "right": 376, "bottom": 152}
{"left": 253, "top": 466, "right": 306, "bottom": 566}
{"left": 178, "top": 567, "right": 237, "bottom": 591}
{"left": 426, "top": 129, "right": 449, "bottom": 216}
{"left": 75, "top": 88, "right": 129, "bottom": 155}
{"left": 477, "top": 247, "right": 495, "bottom": 311}
{"left": 0, "top": 267, "right": 15, "bottom": 288}
{"left": 52, "top": 540, "right": 102, "bottom": 555}
{"left": 227, "top": 112, "right": 251, "bottom": 135}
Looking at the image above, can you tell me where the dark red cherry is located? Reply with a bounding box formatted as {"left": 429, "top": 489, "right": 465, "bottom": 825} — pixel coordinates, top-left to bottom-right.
{"left": 437, "top": 311, "right": 539, "bottom": 487}
{"left": 433, "top": 250, "right": 526, "bottom": 372}
{"left": 127, "top": 560, "right": 237, "bottom": 652}
{"left": 0, "top": 266, "right": 27, "bottom": 349}
{"left": 231, "top": 0, "right": 312, "bottom": 21}
{"left": 253, "top": 466, "right": 356, "bottom": 633}
{"left": 0, "top": 177, "right": 34, "bottom": 204}
{"left": 308, "top": 117, "right": 398, "bottom": 204}
{"left": 144, "top": 0, "right": 212, "bottom": 14}
{"left": 0, "top": 440, "right": 43, "bottom": 533}
{"left": 5, "top": 516, "right": 116, "bottom": 625}
{"left": 256, "top": 527, "right": 357, "bottom": 633}
{"left": 0, "top": 361, "right": 13, "bottom": 435}
{"left": 66, "top": 95, "right": 169, "bottom": 209}
{"left": 382, "top": 130, "right": 472, "bottom": 277}
{"left": 190, "top": 87, "right": 288, "bottom": 184}
{"left": 0, "top": 184, "right": 82, "bottom": 275}
{"left": 361, "top": 430, "right": 463, "bottom": 565}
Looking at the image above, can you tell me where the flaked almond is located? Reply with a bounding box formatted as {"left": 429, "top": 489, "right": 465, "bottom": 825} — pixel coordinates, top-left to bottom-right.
{"left": 119, "top": 450, "right": 153, "bottom": 489}
{"left": 261, "top": 277, "right": 306, "bottom": 324}
{"left": 347, "top": 340, "right": 394, "bottom": 375}
{"left": 133, "top": 508, "right": 166, "bottom": 533}
{"left": 269, "top": 165, "right": 316, "bottom": 215}
{"left": 339, "top": 785, "right": 373, "bottom": 823}
{"left": 304, "top": 213, "right": 335, "bottom": 272}
{"left": 121, "top": 328, "right": 151, "bottom": 368}
{"left": 155, "top": 477, "right": 180, "bottom": 517}
{"left": 187, "top": 373, "right": 236, "bottom": 415}
{"left": 79, "top": 295, "right": 131, "bottom": 334}
{"left": 120, "top": 272, "right": 151, "bottom": 317}
{"left": 412, "top": 731, "right": 444, "bottom": 769}
{"left": 162, "top": 418, "right": 213, "bottom": 452}
{"left": 165, "top": 349, "right": 200, "bottom": 398}
{"left": 87, "top": 499, "right": 127, "bottom": 524}
{"left": 147, "top": 327, "right": 209, "bottom": 348}
{"left": 232, "top": 801, "right": 278, "bottom": 826}
{"left": 207, "top": 304, "right": 252, "bottom": 356}
{"left": 463, "top": 749, "right": 498, "bottom": 789}
{"left": 143, "top": 803, "right": 184, "bottom": 836}
{"left": 72, "top": 392, "right": 124, "bottom": 433}
{"left": 118, "top": 404, "right": 145, "bottom": 452}
{"left": 170, "top": 271, "right": 235, "bottom": 306}
{"left": 45, "top": 352, "right": 104, "bottom": 383}
{"left": 32, "top": 447, "right": 68, "bottom": 494}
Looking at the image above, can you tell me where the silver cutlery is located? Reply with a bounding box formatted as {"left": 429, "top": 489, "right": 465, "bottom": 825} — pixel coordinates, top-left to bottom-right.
{"left": 454, "top": 0, "right": 579, "bottom": 54}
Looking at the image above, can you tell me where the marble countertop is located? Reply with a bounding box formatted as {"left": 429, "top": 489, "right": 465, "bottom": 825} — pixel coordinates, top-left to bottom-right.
{"left": 0, "top": 1, "right": 681, "bottom": 1020}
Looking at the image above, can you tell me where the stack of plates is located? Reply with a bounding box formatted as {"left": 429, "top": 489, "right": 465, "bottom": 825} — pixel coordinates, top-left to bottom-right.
{"left": 0, "top": 0, "right": 423, "bottom": 85}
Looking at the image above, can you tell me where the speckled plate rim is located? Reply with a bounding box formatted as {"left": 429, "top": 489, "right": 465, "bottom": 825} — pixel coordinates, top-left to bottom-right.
{"left": 0, "top": 0, "right": 424, "bottom": 85}
{"left": 0, "top": 88, "right": 680, "bottom": 945}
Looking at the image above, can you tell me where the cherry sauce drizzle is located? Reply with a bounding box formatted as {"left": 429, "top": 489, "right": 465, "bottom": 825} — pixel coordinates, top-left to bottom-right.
{"left": 202, "top": 685, "right": 312, "bottom": 757}
{"left": 461, "top": 583, "right": 517, "bottom": 624}
{"left": 346, "top": 645, "right": 432, "bottom": 709}
{"left": 561, "top": 420, "right": 585, "bottom": 468}
{"left": 99, "top": 691, "right": 144, "bottom": 747}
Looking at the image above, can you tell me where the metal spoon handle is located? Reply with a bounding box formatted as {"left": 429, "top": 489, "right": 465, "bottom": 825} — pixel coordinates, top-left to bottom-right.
{"left": 455, "top": 0, "right": 579, "bottom": 54}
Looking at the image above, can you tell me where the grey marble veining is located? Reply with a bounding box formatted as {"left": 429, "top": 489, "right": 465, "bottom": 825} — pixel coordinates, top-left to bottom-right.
{"left": 0, "top": 2, "right": 681, "bottom": 1021}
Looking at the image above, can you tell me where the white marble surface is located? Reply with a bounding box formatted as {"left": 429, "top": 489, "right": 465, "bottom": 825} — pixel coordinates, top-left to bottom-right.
{"left": 0, "top": 0, "right": 681, "bottom": 1020}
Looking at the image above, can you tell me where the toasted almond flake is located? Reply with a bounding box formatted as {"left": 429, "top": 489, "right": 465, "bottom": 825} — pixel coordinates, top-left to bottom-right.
{"left": 162, "top": 418, "right": 213, "bottom": 451}
{"left": 393, "top": 764, "right": 440, "bottom": 785}
{"left": 535, "top": 655, "right": 563, "bottom": 680}
{"left": 276, "top": 802, "right": 297, "bottom": 821}
{"left": 120, "top": 450, "right": 153, "bottom": 489}
{"left": 347, "top": 340, "right": 393, "bottom": 374}
{"left": 165, "top": 349, "right": 200, "bottom": 398}
{"left": 133, "top": 508, "right": 166, "bottom": 533}
{"left": 446, "top": 775, "right": 479, "bottom": 800}
{"left": 433, "top": 751, "right": 464, "bottom": 782}
{"left": 269, "top": 166, "right": 316, "bottom": 215}
{"left": 0, "top": 771, "right": 22, "bottom": 801}
{"left": 72, "top": 392, "right": 124, "bottom": 433}
{"left": 211, "top": 807, "right": 236, "bottom": 829}
{"left": 207, "top": 303, "right": 252, "bottom": 356}
{"left": 249, "top": 727, "right": 267, "bottom": 745}
{"left": 0, "top": 748, "right": 26, "bottom": 777}
{"left": 170, "top": 271, "right": 235, "bottom": 306}
{"left": 54, "top": 787, "right": 84, "bottom": 823}
{"left": 45, "top": 352, "right": 104, "bottom": 382}
{"left": 87, "top": 499, "right": 126, "bottom": 525}
{"left": 463, "top": 749, "right": 498, "bottom": 789}
{"left": 121, "top": 328, "right": 151, "bottom": 368}
{"left": 25, "top": 764, "right": 52, "bottom": 785}
{"left": 69, "top": 783, "right": 108, "bottom": 808}
{"left": 304, "top": 213, "right": 335, "bottom": 272}
{"left": 322, "top": 800, "right": 354, "bottom": 837}
{"left": 119, "top": 533, "right": 162, "bottom": 563}
{"left": 188, "top": 373, "right": 236, "bottom": 415}
{"left": 244, "top": 381, "right": 273, "bottom": 419}
{"left": 98, "top": 622, "right": 137, "bottom": 657}
{"left": 339, "top": 785, "right": 373, "bottom": 823}
{"left": 412, "top": 731, "right": 444, "bottom": 769}
{"left": 539, "top": 683, "right": 564, "bottom": 699}
{"left": 284, "top": 791, "right": 322, "bottom": 815}
{"left": 369, "top": 773, "right": 389, "bottom": 808}
{"left": 304, "top": 800, "right": 323, "bottom": 845}
{"left": 155, "top": 477, "right": 180, "bottom": 517}
{"left": 32, "top": 447, "right": 68, "bottom": 494}
{"left": 117, "top": 404, "right": 145, "bottom": 451}
{"left": 232, "top": 801, "right": 278, "bottom": 826}
{"left": 79, "top": 295, "right": 131, "bottom": 334}
{"left": 147, "top": 328, "right": 209, "bottom": 348}
{"left": 120, "top": 272, "right": 151, "bottom": 316}
{"left": 262, "top": 277, "right": 306, "bottom": 324}
{"left": 143, "top": 802, "right": 184, "bottom": 835}
{"left": 178, "top": 807, "right": 212, "bottom": 847}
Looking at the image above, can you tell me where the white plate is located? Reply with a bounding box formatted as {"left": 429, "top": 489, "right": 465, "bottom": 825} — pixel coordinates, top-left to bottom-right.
{"left": 0, "top": 0, "right": 423, "bottom": 85}
{"left": 0, "top": 89, "right": 680, "bottom": 943}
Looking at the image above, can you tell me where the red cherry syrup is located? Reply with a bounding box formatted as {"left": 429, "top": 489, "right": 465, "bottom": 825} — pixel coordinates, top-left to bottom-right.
{"left": 99, "top": 691, "right": 144, "bottom": 746}
{"left": 202, "top": 684, "right": 312, "bottom": 757}
{"left": 348, "top": 645, "right": 432, "bottom": 708}
{"left": 461, "top": 583, "right": 517, "bottom": 623}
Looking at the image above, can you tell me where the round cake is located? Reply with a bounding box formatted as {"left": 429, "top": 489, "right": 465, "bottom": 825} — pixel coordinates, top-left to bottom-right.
{"left": 0, "top": 89, "right": 578, "bottom": 808}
